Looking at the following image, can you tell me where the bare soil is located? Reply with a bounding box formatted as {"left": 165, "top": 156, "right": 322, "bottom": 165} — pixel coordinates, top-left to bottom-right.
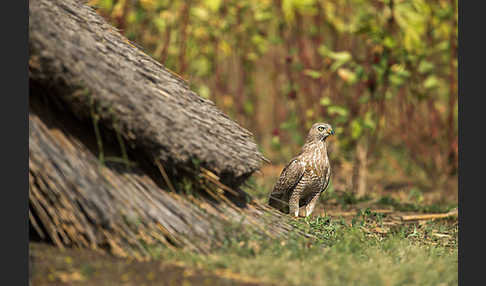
{"left": 30, "top": 242, "right": 274, "bottom": 286}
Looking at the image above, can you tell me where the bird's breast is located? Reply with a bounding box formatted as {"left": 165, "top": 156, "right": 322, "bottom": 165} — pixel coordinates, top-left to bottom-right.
{"left": 306, "top": 148, "right": 328, "bottom": 177}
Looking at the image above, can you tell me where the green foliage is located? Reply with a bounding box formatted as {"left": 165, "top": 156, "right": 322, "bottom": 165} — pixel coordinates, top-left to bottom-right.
{"left": 88, "top": 0, "right": 458, "bottom": 185}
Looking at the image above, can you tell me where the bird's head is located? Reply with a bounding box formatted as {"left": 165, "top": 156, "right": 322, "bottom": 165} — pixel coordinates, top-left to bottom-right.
{"left": 305, "top": 122, "right": 334, "bottom": 143}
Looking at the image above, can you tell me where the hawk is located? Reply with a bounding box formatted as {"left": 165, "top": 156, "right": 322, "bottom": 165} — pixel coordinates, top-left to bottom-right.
{"left": 268, "top": 122, "right": 334, "bottom": 217}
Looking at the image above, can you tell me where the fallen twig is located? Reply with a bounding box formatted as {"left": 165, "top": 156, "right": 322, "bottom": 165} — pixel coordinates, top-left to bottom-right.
{"left": 401, "top": 209, "right": 458, "bottom": 221}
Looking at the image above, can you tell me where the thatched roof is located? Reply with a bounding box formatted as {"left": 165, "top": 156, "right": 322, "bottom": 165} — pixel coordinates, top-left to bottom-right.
{"left": 29, "top": 0, "right": 294, "bottom": 259}
{"left": 29, "top": 0, "right": 266, "bottom": 186}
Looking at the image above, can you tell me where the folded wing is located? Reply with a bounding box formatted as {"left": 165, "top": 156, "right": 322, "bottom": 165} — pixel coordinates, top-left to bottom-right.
{"left": 268, "top": 158, "right": 305, "bottom": 212}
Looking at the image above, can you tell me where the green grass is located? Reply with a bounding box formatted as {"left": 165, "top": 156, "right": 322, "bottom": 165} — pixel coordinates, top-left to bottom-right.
{"left": 170, "top": 172, "right": 458, "bottom": 285}
{"left": 145, "top": 214, "right": 458, "bottom": 286}
{"left": 235, "top": 170, "right": 457, "bottom": 285}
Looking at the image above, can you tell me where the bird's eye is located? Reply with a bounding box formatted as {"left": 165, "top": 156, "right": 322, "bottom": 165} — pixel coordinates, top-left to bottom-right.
{"left": 318, "top": 126, "right": 325, "bottom": 132}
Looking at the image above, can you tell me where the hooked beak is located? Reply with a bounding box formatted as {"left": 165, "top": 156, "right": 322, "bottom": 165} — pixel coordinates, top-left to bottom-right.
{"left": 329, "top": 128, "right": 335, "bottom": 136}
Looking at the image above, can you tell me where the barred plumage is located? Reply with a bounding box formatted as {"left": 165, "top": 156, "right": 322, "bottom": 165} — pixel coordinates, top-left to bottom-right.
{"left": 268, "top": 123, "right": 333, "bottom": 217}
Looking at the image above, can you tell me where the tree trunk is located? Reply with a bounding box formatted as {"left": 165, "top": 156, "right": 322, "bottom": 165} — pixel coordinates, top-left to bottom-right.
{"left": 352, "top": 139, "right": 368, "bottom": 197}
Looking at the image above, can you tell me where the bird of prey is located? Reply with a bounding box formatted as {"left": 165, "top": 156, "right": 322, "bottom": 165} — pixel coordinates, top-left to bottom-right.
{"left": 268, "top": 122, "right": 334, "bottom": 217}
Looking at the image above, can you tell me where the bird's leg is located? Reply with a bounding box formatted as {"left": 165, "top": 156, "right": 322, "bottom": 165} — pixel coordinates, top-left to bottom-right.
{"left": 289, "top": 190, "right": 301, "bottom": 217}
{"left": 305, "top": 192, "right": 321, "bottom": 217}
{"left": 298, "top": 206, "right": 307, "bottom": 217}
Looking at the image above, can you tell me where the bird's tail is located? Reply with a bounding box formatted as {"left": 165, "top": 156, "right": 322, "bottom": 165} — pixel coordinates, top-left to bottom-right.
{"left": 268, "top": 193, "right": 288, "bottom": 213}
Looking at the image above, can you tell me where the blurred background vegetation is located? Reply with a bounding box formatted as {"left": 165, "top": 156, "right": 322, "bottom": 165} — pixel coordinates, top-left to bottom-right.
{"left": 87, "top": 0, "right": 457, "bottom": 201}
